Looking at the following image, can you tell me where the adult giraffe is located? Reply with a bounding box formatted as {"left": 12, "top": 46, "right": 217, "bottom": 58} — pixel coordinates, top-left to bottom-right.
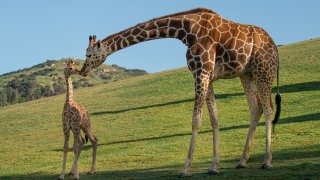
{"left": 79, "top": 8, "right": 281, "bottom": 177}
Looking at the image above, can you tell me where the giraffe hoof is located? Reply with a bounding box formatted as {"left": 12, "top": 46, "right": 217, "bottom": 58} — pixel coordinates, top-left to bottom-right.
{"left": 57, "top": 178, "right": 64, "bottom": 180}
{"left": 208, "top": 168, "right": 219, "bottom": 175}
{"left": 261, "top": 164, "right": 272, "bottom": 169}
{"left": 236, "top": 164, "right": 247, "bottom": 169}
{"left": 179, "top": 172, "right": 192, "bottom": 178}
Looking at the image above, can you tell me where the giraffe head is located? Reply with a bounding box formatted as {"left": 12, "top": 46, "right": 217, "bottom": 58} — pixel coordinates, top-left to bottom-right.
{"left": 80, "top": 35, "right": 106, "bottom": 76}
{"left": 64, "top": 59, "right": 80, "bottom": 78}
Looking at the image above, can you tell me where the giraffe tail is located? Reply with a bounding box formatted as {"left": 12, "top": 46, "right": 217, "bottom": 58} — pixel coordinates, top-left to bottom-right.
{"left": 272, "top": 55, "right": 281, "bottom": 133}
{"left": 272, "top": 93, "right": 281, "bottom": 132}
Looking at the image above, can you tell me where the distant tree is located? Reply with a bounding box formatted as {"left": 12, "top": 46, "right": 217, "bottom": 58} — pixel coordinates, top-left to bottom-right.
{"left": 53, "top": 78, "right": 66, "bottom": 95}
{"left": 20, "top": 78, "right": 39, "bottom": 100}
{"left": 6, "top": 77, "right": 42, "bottom": 102}
{"left": 41, "top": 85, "right": 54, "bottom": 97}
{"left": 7, "top": 78, "right": 19, "bottom": 89}
{"left": 0, "top": 89, "right": 8, "bottom": 106}
{"left": 5, "top": 87, "right": 19, "bottom": 104}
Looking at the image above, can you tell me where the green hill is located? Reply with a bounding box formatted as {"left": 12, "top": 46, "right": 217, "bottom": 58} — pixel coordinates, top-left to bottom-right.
{"left": 0, "top": 59, "right": 147, "bottom": 106}
{"left": 0, "top": 38, "right": 319, "bottom": 179}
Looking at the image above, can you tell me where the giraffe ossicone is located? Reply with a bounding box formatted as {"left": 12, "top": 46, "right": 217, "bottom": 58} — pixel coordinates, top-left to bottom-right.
{"left": 79, "top": 8, "right": 281, "bottom": 177}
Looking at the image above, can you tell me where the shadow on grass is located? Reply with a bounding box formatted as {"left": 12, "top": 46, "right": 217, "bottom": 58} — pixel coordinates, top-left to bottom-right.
{"left": 6, "top": 145, "right": 320, "bottom": 179}
{"left": 273, "top": 81, "right": 320, "bottom": 93}
{"left": 0, "top": 173, "right": 57, "bottom": 180}
{"left": 226, "top": 144, "right": 320, "bottom": 163}
{"left": 219, "top": 112, "right": 320, "bottom": 132}
{"left": 57, "top": 112, "right": 318, "bottom": 151}
{"left": 92, "top": 81, "right": 320, "bottom": 116}
{"left": 105, "top": 112, "right": 319, "bottom": 145}
{"left": 91, "top": 92, "right": 243, "bottom": 115}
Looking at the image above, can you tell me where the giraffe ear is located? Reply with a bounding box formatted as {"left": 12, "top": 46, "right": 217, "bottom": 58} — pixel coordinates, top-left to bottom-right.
{"left": 89, "top": 35, "right": 97, "bottom": 46}
{"left": 92, "top": 35, "right": 97, "bottom": 44}
{"left": 63, "top": 63, "right": 67, "bottom": 69}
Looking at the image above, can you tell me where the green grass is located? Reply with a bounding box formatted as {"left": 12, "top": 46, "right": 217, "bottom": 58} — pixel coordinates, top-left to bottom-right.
{"left": 0, "top": 38, "right": 319, "bottom": 179}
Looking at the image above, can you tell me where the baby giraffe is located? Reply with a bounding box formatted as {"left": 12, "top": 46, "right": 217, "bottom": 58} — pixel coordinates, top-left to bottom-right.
{"left": 59, "top": 60, "right": 98, "bottom": 180}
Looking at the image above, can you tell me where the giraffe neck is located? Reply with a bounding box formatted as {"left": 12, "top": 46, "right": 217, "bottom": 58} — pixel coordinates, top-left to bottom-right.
{"left": 100, "top": 9, "right": 211, "bottom": 58}
{"left": 65, "top": 75, "right": 74, "bottom": 103}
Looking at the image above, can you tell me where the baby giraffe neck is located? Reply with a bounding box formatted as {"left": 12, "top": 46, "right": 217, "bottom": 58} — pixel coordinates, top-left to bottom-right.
{"left": 65, "top": 75, "right": 74, "bottom": 103}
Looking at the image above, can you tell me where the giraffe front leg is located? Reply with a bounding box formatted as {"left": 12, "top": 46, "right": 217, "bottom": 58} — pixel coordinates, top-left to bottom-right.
{"left": 180, "top": 109, "right": 203, "bottom": 178}
{"left": 206, "top": 85, "right": 220, "bottom": 174}
{"left": 59, "top": 125, "right": 70, "bottom": 180}
{"left": 180, "top": 72, "right": 209, "bottom": 178}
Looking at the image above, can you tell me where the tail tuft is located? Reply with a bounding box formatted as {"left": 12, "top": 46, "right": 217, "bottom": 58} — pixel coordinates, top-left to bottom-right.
{"left": 272, "top": 93, "right": 282, "bottom": 132}
{"left": 85, "top": 135, "right": 89, "bottom": 143}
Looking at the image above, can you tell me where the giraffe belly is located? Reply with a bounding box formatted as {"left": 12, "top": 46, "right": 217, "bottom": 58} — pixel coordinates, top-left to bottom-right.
{"left": 213, "top": 41, "right": 253, "bottom": 80}
{"left": 213, "top": 56, "right": 250, "bottom": 80}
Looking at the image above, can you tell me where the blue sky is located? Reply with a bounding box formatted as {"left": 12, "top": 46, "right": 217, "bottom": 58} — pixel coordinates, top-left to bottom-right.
{"left": 0, "top": 0, "right": 319, "bottom": 75}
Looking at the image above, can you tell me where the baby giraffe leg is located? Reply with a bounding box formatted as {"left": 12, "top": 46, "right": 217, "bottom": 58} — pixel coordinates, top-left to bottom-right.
{"left": 86, "top": 132, "right": 98, "bottom": 174}
{"left": 70, "top": 132, "right": 83, "bottom": 180}
{"left": 59, "top": 126, "right": 70, "bottom": 180}
{"left": 68, "top": 137, "right": 77, "bottom": 176}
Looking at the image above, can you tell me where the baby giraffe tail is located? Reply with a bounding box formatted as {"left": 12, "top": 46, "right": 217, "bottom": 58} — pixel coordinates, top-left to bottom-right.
{"left": 85, "top": 135, "right": 89, "bottom": 143}
{"left": 84, "top": 135, "right": 98, "bottom": 143}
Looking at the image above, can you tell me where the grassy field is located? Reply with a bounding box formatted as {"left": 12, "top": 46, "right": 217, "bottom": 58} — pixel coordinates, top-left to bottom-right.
{"left": 0, "top": 38, "right": 319, "bottom": 179}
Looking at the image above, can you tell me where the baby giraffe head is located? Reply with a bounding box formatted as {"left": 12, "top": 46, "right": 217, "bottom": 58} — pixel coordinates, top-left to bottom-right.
{"left": 64, "top": 59, "right": 80, "bottom": 78}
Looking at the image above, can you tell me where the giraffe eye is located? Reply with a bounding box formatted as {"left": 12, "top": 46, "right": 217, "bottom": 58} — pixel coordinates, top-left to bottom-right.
{"left": 86, "top": 55, "right": 92, "bottom": 58}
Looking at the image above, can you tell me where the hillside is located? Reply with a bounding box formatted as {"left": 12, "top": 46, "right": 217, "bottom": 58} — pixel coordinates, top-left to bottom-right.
{"left": 0, "top": 38, "right": 319, "bottom": 179}
{"left": 0, "top": 59, "right": 147, "bottom": 106}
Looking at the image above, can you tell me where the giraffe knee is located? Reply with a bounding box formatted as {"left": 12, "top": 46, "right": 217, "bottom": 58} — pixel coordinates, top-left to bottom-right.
{"left": 211, "top": 119, "right": 218, "bottom": 128}
{"left": 92, "top": 136, "right": 98, "bottom": 147}
{"left": 192, "top": 120, "right": 201, "bottom": 131}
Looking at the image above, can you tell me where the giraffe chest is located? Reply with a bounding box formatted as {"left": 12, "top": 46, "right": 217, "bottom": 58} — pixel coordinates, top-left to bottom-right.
{"left": 63, "top": 103, "right": 89, "bottom": 127}
{"left": 63, "top": 104, "right": 82, "bottom": 121}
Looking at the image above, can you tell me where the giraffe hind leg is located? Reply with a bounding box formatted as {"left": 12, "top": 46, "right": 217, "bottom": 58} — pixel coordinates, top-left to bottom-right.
{"left": 206, "top": 84, "right": 220, "bottom": 174}
{"left": 259, "top": 90, "right": 273, "bottom": 169}
{"left": 236, "top": 75, "right": 263, "bottom": 168}
{"left": 254, "top": 72, "right": 274, "bottom": 169}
